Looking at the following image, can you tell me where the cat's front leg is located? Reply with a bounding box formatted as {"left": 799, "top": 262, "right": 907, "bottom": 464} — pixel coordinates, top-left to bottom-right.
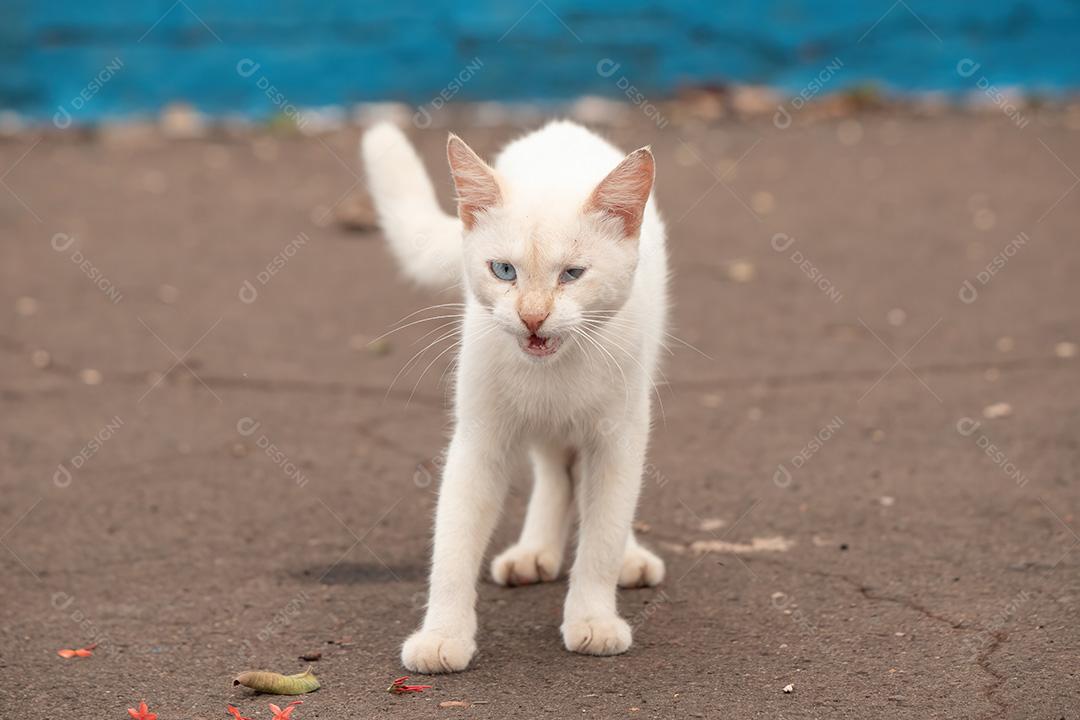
{"left": 403, "top": 426, "right": 512, "bottom": 673}
{"left": 561, "top": 415, "right": 648, "bottom": 656}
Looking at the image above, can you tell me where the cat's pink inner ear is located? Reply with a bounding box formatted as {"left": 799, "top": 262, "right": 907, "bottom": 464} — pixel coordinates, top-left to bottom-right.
{"left": 586, "top": 147, "right": 655, "bottom": 238}
{"left": 447, "top": 134, "right": 502, "bottom": 229}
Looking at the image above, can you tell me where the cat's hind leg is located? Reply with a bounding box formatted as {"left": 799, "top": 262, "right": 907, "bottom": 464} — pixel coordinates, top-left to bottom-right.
{"left": 618, "top": 531, "right": 665, "bottom": 588}
{"left": 491, "top": 443, "right": 573, "bottom": 586}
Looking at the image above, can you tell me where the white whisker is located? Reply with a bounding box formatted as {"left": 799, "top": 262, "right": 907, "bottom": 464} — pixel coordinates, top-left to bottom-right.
{"left": 391, "top": 303, "right": 467, "bottom": 326}
{"left": 571, "top": 326, "right": 620, "bottom": 395}
{"left": 579, "top": 317, "right": 676, "bottom": 358}
{"left": 580, "top": 310, "right": 712, "bottom": 360}
{"left": 575, "top": 325, "right": 631, "bottom": 415}
{"left": 384, "top": 327, "right": 464, "bottom": 400}
{"left": 369, "top": 312, "right": 466, "bottom": 345}
{"left": 582, "top": 322, "right": 667, "bottom": 427}
{"left": 409, "top": 322, "right": 499, "bottom": 407}
{"left": 411, "top": 319, "right": 464, "bottom": 346}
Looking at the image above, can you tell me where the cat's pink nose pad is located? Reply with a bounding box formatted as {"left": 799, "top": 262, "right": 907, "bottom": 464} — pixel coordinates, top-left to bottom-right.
{"left": 520, "top": 312, "right": 549, "bottom": 334}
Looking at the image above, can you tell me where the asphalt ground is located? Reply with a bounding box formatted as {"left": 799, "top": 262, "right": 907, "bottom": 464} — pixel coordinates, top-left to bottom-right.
{"left": 1, "top": 106, "right": 1079, "bottom": 719}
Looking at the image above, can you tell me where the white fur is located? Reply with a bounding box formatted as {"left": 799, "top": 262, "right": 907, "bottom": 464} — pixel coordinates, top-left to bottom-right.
{"left": 362, "top": 120, "right": 668, "bottom": 673}
{"left": 361, "top": 124, "right": 464, "bottom": 290}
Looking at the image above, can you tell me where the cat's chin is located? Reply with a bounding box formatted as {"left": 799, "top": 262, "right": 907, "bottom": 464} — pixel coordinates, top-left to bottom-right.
{"left": 519, "top": 333, "right": 561, "bottom": 359}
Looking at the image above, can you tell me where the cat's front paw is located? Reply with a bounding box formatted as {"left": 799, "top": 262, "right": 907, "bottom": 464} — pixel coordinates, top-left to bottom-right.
{"left": 401, "top": 629, "right": 476, "bottom": 673}
{"left": 561, "top": 615, "right": 632, "bottom": 656}
{"left": 491, "top": 544, "right": 561, "bottom": 586}
{"left": 618, "top": 542, "right": 665, "bottom": 588}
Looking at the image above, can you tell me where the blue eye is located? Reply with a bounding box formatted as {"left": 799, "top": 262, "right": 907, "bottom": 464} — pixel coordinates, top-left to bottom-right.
{"left": 490, "top": 261, "right": 517, "bottom": 281}
{"left": 560, "top": 267, "right": 586, "bottom": 283}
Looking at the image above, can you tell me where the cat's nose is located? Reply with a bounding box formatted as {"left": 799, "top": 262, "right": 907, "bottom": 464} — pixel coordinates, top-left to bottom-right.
{"left": 520, "top": 311, "right": 549, "bottom": 334}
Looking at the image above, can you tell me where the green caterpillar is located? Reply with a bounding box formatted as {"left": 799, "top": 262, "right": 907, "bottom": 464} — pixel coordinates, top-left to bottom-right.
{"left": 233, "top": 666, "right": 320, "bottom": 695}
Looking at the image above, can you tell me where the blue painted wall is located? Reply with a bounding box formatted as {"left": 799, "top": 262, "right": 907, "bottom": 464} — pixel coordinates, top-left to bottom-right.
{"left": 3, "top": 1, "right": 1079, "bottom": 122}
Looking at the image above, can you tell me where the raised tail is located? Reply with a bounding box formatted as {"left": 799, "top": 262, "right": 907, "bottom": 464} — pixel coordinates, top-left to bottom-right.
{"left": 360, "top": 123, "right": 464, "bottom": 290}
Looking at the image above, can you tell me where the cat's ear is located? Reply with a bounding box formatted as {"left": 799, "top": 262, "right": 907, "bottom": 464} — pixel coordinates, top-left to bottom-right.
{"left": 447, "top": 133, "right": 502, "bottom": 230}
{"left": 586, "top": 147, "right": 655, "bottom": 238}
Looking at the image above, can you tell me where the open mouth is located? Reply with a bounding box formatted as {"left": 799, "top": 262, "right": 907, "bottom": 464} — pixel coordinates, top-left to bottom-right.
{"left": 521, "top": 333, "right": 561, "bottom": 358}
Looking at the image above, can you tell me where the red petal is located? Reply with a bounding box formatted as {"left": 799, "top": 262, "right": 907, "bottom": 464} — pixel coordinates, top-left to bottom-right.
{"left": 58, "top": 649, "right": 77, "bottom": 658}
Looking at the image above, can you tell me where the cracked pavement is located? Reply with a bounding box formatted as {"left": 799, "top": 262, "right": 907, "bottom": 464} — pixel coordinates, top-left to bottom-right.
{"left": 1, "top": 109, "right": 1079, "bottom": 718}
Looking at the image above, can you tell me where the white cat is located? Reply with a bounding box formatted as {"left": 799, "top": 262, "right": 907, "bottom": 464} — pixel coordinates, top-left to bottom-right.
{"left": 361, "top": 119, "right": 668, "bottom": 673}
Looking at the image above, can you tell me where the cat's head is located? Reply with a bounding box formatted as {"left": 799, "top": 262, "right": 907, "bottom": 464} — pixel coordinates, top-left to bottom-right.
{"left": 447, "top": 133, "right": 654, "bottom": 361}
